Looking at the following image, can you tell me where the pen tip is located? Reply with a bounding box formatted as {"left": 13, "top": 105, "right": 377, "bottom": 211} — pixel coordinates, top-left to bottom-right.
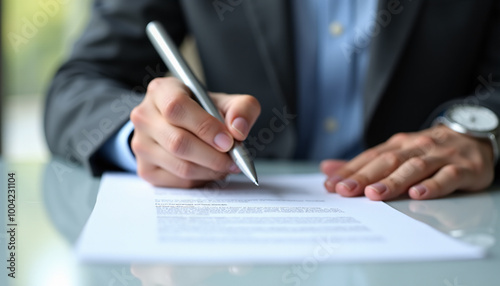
{"left": 254, "top": 180, "right": 259, "bottom": 186}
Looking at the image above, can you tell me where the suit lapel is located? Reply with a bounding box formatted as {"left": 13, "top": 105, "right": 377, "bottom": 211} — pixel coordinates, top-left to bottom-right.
{"left": 243, "top": 0, "right": 297, "bottom": 114}
{"left": 243, "top": 0, "right": 423, "bottom": 127}
{"left": 364, "top": 0, "right": 424, "bottom": 124}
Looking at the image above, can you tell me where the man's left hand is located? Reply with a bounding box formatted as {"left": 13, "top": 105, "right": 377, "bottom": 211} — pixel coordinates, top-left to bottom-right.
{"left": 321, "top": 125, "right": 495, "bottom": 200}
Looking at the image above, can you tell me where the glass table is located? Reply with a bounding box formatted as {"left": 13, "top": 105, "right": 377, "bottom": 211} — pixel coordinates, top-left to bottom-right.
{"left": 1, "top": 158, "right": 499, "bottom": 286}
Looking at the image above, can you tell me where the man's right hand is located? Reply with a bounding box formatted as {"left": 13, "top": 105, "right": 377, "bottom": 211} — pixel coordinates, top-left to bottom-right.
{"left": 130, "top": 77, "right": 261, "bottom": 188}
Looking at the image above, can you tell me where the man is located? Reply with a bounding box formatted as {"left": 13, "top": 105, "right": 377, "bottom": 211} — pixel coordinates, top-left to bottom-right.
{"left": 44, "top": 0, "right": 500, "bottom": 200}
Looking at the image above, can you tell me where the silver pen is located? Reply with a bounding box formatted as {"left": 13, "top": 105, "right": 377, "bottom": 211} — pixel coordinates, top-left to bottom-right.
{"left": 146, "top": 21, "right": 259, "bottom": 186}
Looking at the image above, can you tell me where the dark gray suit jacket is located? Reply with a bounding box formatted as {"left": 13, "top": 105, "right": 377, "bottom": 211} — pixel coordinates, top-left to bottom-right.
{"left": 44, "top": 0, "right": 500, "bottom": 175}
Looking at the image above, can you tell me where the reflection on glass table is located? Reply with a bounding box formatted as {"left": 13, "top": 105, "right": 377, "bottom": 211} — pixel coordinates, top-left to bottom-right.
{"left": 407, "top": 193, "right": 496, "bottom": 249}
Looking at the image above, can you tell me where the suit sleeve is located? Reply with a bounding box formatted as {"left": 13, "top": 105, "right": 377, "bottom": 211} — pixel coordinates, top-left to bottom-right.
{"left": 44, "top": 0, "right": 187, "bottom": 175}
{"left": 424, "top": 0, "right": 500, "bottom": 124}
{"left": 476, "top": 0, "right": 500, "bottom": 110}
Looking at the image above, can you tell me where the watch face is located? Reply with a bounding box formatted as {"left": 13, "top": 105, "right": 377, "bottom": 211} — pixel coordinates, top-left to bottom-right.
{"left": 448, "top": 105, "right": 499, "bottom": 132}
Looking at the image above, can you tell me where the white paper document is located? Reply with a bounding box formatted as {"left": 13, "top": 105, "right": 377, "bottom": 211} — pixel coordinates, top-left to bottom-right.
{"left": 76, "top": 173, "right": 485, "bottom": 263}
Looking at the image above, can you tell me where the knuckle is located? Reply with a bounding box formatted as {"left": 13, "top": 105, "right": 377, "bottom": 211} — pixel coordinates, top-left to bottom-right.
{"left": 407, "top": 157, "right": 427, "bottom": 172}
{"left": 414, "top": 135, "right": 436, "bottom": 153}
{"left": 166, "top": 132, "right": 190, "bottom": 155}
{"left": 130, "top": 106, "right": 145, "bottom": 127}
{"left": 442, "top": 165, "right": 462, "bottom": 180}
{"left": 173, "top": 161, "right": 195, "bottom": 179}
{"left": 389, "top": 132, "right": 409, "bottom": 143}
{"left": 471, "top": 159, "right": 488, "bottom": 174}
{"left": 430, "top": 180, "right": 444, "bottom": 194}
{"left": 196, "top": 117, "right": 218, "bottom": 138}
{"left": 387, "top": 175, "right": 404, "bottom": 190}
{"left": 147, "top": 77, "right": 163, "bottom": 93}
{"left": 241, "top": 95, "right": 261, "bottom": 114}
{"left": 393, "top": 161, "right": 419, "bottom": 184}
{"left": 130, "top": 136, "right": 144, "bottom": 155}
{"left": 468, "top": 161, "right": 482, "bottom": 174}
{"left": 162, "top": 95, "right": 187, "bottom": 122}
{"left": 362, "top": 148, "right": 381, "bottom": 161}
{"left": 381, "top": 152, "right": 402, "bottom": 169}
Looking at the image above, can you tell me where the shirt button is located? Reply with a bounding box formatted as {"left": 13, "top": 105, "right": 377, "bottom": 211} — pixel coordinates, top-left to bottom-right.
{"left": 324, "top": 117, "right": 339, "bottom": 133}
{"left": 329, "top": 22, "right": 343, "bottom": 36}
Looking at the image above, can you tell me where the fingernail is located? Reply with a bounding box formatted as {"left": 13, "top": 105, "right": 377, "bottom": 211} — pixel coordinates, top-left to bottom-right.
{"left": 229, "top": 163, "right": 240, "bottom": 173}
{"left": 367, "top": 182, "right": 388, "bottom": 195}
{"left": 410, "top": 185, "right": 427, "bottom": 197}
{"left": 214, "top": 133, "right": 233, "bottom": 151}
{"left": 338, "top": 179, "right": 358, "bottom": 192}
{"left": 231, "top": 117, "right": 249, "bottom": 138}
{"left": 325, "top": 175, "right": 343, "bottom": 191}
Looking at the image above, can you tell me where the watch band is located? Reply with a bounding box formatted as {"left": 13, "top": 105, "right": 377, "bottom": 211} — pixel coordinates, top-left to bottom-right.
{"left": 487, "top": 133, "right": 499, "bottom": 165}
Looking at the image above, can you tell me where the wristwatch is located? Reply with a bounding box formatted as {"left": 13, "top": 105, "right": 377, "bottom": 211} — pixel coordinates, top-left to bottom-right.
{"left": 433, "top": 104, "right": 500, "bottom": 164}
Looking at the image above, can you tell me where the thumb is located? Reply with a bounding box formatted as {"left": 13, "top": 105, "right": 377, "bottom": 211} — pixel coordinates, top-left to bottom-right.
{"left": 210, "top": 93, "right": 261, "bottom": 141}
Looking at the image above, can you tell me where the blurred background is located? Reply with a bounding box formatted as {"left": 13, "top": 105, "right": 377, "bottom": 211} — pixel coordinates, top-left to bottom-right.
{"left": 1, "top": 3, "right": 94, "bottom": 285}
{"left": 1, "top": 0, "right": 202, "bottom": 163}
{"left": 2, "top": 0, "right": 92, "bottom": 162}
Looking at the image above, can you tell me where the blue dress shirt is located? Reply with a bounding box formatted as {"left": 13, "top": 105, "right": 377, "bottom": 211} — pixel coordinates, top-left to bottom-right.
{"left": 100, "top": 1, "right": 376, "bottom": 171}
{"left": 294, "top": 0, "right": 376, "bottom": 160}
{"left": 99, "top": 120, "right": 137, "bottom": 172}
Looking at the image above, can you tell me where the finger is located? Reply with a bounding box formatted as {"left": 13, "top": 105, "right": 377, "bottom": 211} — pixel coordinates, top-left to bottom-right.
{"left": 320, "top": 160, "right": 347, "bottom": 193}
{"left": 408, "top": 165, "right": 473, "bottom": 200}
{"left": 335, "top": 148, "right": 419, "bottom": 197}
{"left": 332, "top": 138, "right": 404, "bottom": 180}
{"left": 320, "top": 160, "right": 347, "bottom": 175}
{"left": 364, "top": 156, "right": 446, "bottom": 201}
{"left": 211, "top": 93, "right": 261, "bottom": 141}
{"left": 325, "top": 145, "right": 395, "bottom": 193}
{"left": 132, "top": 131, "right": 231, "bottom": 182}
{"left": 136, "top": 157, "right": 210, "bottom": 188}
{"left": 151, "top": 122, "right": 237, "bottom": 173}
{"left": 149, "top": 77, "right": 234, "bottom": 152}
